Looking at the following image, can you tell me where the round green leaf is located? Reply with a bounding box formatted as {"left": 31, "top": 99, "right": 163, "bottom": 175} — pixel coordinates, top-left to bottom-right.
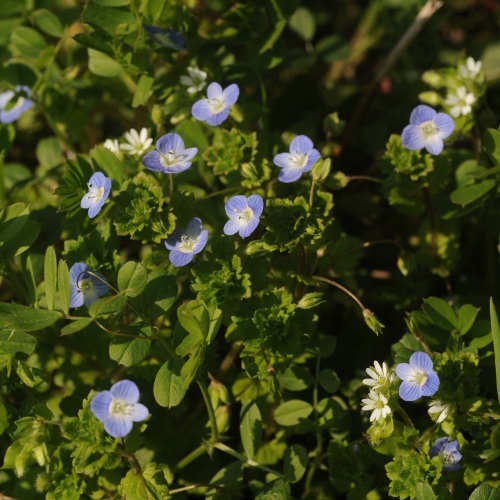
{"left": 118, "top": 261, "right": 147, "bottom": 298}
{"left": 274, "top": 400, "right": 313, "bottom": 427}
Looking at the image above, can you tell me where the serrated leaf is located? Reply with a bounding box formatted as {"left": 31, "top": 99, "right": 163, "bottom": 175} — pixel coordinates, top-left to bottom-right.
{"left": 422, "top": 297, "right": 457, "bottom": 331}
{"left": 44, "top": 246, "right": 57, "bottom": 310}
{"left": 240, "top": 402, "right": 262, "bottom": 459}
{"left": 274, "top": 400, "right": 313, "bottom": 427}
{"left": 153, "top": 360, "right": 187, "bottom": 408}
{"left": 283, "top": 444, "right": 308, "bottom": 483}
{"left": 118, "top": 261, "right": 147, "bottom": 298}
{"left": 0, "top": 303, "right": 61, "bottom": 332}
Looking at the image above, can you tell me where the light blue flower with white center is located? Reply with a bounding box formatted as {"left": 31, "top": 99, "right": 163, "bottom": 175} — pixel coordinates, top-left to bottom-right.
{"left": 90, "top": 380, "right": 149, "bottom": 438}
{"left": 401, "top": 105, "right": 454, "bottom": 155}
{"left": 165, "top": 217, "right": 208, "bottom": 267}
{"left": 81, "top": 172, "right": 112, "bottom": 218}
{"left": 223, "top": 195, "right": 264, "bottom": 238}
{"left": 191, "top": 82, "right": 239, "bottom": 126}
{"left": 69, "top": 262, "right": 109, "bottom": 308}
{"left": 142, "top": 133, "right": 198, "bottom": 174}
{"left": 395, "top": 351, "right": 440, "bottom": 402}
{"left": 273, "top": 135, "right": 321, "bottom": 183}
{"left": 144, "top": 25, "right": 186, "bottom": 51}
{"left": 429, "top": 437, "right": 462, "bottom": 471}
{"left": 0, "top": 85, "right": 34, "bottom": 124}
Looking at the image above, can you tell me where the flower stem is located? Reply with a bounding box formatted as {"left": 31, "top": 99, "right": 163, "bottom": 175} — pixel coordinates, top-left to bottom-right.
{"left": 396, "top": 403, "right": 415, "bottom": 428}
{"left": 214, "top": 442, "right": 287, "bottom": 480}
{"left": 197, "top": 380, "right": 219, "bottom": 444}
{"left": 173, "top": 444, "right": 207, "bottom": 472}
{"left": 169, "top": 173, "right": 174, "bottom": 201}
{"left": 312, "top": 275, "right": 367, "bottom": 313}
{"left": 309, "top": 176, "right": 316, "bottom": 207}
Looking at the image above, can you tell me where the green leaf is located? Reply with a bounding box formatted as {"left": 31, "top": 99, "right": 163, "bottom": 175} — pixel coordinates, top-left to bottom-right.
{"left": 415, "top": 482, "right": 437, "bottom": 500}
{"left": 60, "top": 318, "right": 93, "bottom": 336}
{"left": 450, "top": 180, "right": 496, "bottom": 207}
{"left": 0, "top": 403, "right": 8, "bottom": 436}
{"left": 82, "top": 2, "right": 137, "bottom": 35}
{"left": 89, "top": 294, "right": 127, "bottom": 318}
{"left": 119, "top": 463, "right": 169, "bottom": 499}
{"left": 0, "top": 330, "right": 37, "bottom": 356}
{"left": 422, "top": 297, "right": 457, "bottom": 330}
{"left": 484, "top": 128, "right": 500, "bottom": 165}
{"left": 469, "top": 484, "right": 500, "bottom": 500}
{"left": 90, "top": 146, "right": 127, "bottom": 184}
{"left": 153, "top": 360, "right": 187, "bottom": 408}
{"left": 132, "top": 74, "right": 154, "bottom": 108}
{"left": 44, "top": 246, "right": 57, "bottom": 311}
{"left": 0, "top": 203, "right": 29, "bottom": 243}
{"left": 458, "top": 304, "right": 480, "bottom": 335}
{"left": 93, "top": 0, "right": 130, "bottom": 5}
{"left": 255, "top": 478, "right": 291, "bottom": 499}
{"left": 240, "top": 402, "right": 262, "bottom": 459}
{"left": 58, "top": 260, "right": 70, "bottom": 316}
{"left": 177, "top": 300, "right": 210, "bottom": 338}
{"left": 489, "top": 298, "right": 500, "bottom": 403}
{"left": 312, "top": 158, "right": 331, "bottom": 181}
{"left": 118, "top": 261, "right": 147, "bottom": 298}
{"left": 318, "top": 369, "right": 340, "bottom": 393}
{"left": 9, "top": 26, "right": 47, "bottom": 59}
{"left": 283, "top": 444, "right": 308, "bottom": 483}
{"left": 180, "top": 345, "right": 205, "bottom": 387}
{"left": 206, "top": 306, "right": 222, "bottom": 345}
{"left": 0, "top": 219, "right": 40, "bottom": 259}
{"left": 88, "top": 49, "right": 124, "bottom": 78}
{"left": 22, "top": 254, "right": 37, "bottom": 307}
{"left": 109, "top": 326, "right": 152, "bottom": 367}
{"left": 274, "top": 400, "right": 313, "bottom": 427}
{"left": 36, "top": 137, "right": 63, "bottom": 169}
{"left": 0, "top": 303, "right": 61, "bottom": 332}
{"left": 277, "top": 366, "right": 313, "bottom": 391}
{"left": 289, "top": 7, "right": 316, "bottom": 42}
{"left": 140, "top": 270, "right": 178, "bottom": 319}
{"left": 31, "top": 9, "right": 64, "bottom": 37}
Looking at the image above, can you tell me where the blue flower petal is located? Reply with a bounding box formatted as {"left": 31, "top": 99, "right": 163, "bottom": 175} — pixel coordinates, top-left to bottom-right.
{"left": 90, "top": 391, "right": 113, "bottom": 421}
{"left": 206, "top": 107, "right": 230, "bottom": 126}
{"left": 409, "top": 105, "right": 436, "bottom": 125}
{"left": 401, "top": 124, "right": 426, "bottom": 151}
{"left": 422, "top": 371, "right": 440, "bottom": 396}
{"left": 207, "top": 82, "right": 223, "bottom": 99}
{"left": 425, "top": 136, "right": 444, "bottom": 155}
{"left": 443, "top": 461, "right": 461, "bottom": 472}
{"left": 82, "top": 288, "right": 101, "bottom": 308}
{"left": 70, "top": 286, "right": 84, "bottom": 308}
{"left": 409, "top": 352, "right": 433, "bottom": 372}
{"left": 399, "top": 380, "right": 422, "bottom": 401}
{"left": 239, "top": 215, "right": 260, "bottom": 238}
{"left": 165, "top": 228, "right": 184, "bottom": 250}
{"left": 223, "top": 84, "right": 239, "bottom": 106}
{"left": 223, "top": 217, "right": 242, "bottom": 236}
{"left": 247, "top": 195, "right": 264, "bottom": 217}
{"left": 159, "top": 162, "right": 192, "bottom": 174}
{"left": 88, "top": 172, "right": 108, "bottom": 188}
{"left": 185, "top": 217, "right": 203, "bottom": 239}
{"left": 192, "top": 99, "right": 212, "bottom": 121}
{"left": 429, "top": 437, "right": 449, "bottom": 456}
{"left": 156, "top": 133, "right": 184, "bottom": 154}
{"left": 273, "top": 153, "right": 294, "bottom": 169}
{"left": 395, "top": 362, "right": 413, "bottom": 381}
{"left": 90, "top": 272, "right": 109, "bottom": 296}
{"left": 303, "top": 149, "right": 321, "bottom": 172}
{"left": 129, "top": 403, "right": 149, "bottom": 422}
{"left": 279, "top": 167, "right": 304, "bottom": 183}
{"left": 142, "top": 151, "right": 165, "bottom": 172}
{"left": 193, "top": 229, "right": 208, "bottom": 254}
{"left": 290, "top": 135, "right": 313, "bottom": 155}
{"left": 435, "top": 113, "right": 455, "bottom": 139}
{"left": 87, "top": 198, "right": 105, "bottom": 218}
{"left": 104, "top": 417, "right": 133, "bottom": 438}
{"left": 110, "top": 379, "right": 139, "bottom": 404}
{"left": 70, "top": 262, "right": 89, "bottom": 283}
{"left": 225, "top": 195, "right": 248, "bottom": 216}
{"left": 169, "top": 249, "right": 194, "bottom": 267}
{"left": 182, "top": 147, "right": 198, "bottom": 163}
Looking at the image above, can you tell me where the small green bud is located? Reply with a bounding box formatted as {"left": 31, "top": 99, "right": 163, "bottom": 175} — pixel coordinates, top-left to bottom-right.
{"left": 418, "top": 91, "right": 442, "bottom": 107}
{"left": 297, "top": 292, "right": 325, "bottom": 309}
{"left": 215, "top": 405, "right": 231, "bottom": 434}
{"left": 422, "top": 70, "right": 444, "bottom": 88}
{"left": 363, "top": 309, "right": 384, "bottom": 335}
{"left": 312, "top": 158, "right": 331, "bottom": 181}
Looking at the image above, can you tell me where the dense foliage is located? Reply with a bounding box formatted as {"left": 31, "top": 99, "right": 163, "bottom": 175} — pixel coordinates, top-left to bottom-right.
{"left": 1, "top": 0, "right": 500, "bottom": 498}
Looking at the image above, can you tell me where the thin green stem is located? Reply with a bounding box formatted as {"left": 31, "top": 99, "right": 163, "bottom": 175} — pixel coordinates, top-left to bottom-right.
{"left": 309, "top": 176, "right": 316, "bottom": 207}
{"left": 312, "top": 275, "right": 367, "bottom": 312}
{"left": 214, "top": 442, "right": 287, "bottom": 480}
{"left": 198, "top": 380, "right": 219, "bottom": 444}
{"left": 348, "top": 175, "right": 383, "bottom": 184}
{"left": 173, "top": 444, "right": 207, "bottom": 472}
{"left": 169, "top": 173, "right": 174, "bottom": 201}
{"left": 397, "top": 403, "right": 415, "bottom": 428}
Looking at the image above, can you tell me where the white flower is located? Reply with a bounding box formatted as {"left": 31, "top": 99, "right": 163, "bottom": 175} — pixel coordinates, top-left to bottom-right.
{"left": 458, "top": 57, "right": 482, "bottom": 80}
{"left": 180, "top": 66, "right": 207, "bottom": 94}
{"left": 445, "top": 86, "right": 476, "bottom": 117}
{"left": 361, "top": 391, "right": 391, "bottom": 422}
{"left": 103, "top": 139, "right": 120, "bottom": 154}
{"left": 120, "top": 128, "right": 153, "bottom": 156}
{"left": 428, "top": 400, "right": 451, "bottom": 424}
{"left": 362, "top": 361, "right": 391, "bottom": 390}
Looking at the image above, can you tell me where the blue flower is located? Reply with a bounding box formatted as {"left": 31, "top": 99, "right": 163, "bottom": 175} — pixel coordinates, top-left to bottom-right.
{"left": 429, "top": 437, "right": 462, "bottom": 471}
{"left": 191, "top": 82, "right": 239, "bottom": 126}
{"left": 273, "top": 135, "right": 321, "bottom": 183}
{"left": 144, "top": 25, "right": 186, "bottom": 51}
{"left": 165, "top": 217, "right": 208, "bottom": 267}
{"left": 395, "top": 352, "right": 440, "bottom": 402}
{"left": 401, "top": 105, "right": 454, "bottom": 155}
{"left": 81, "top": 172, "right": 112, "bottom": 218}
{"left": 142, "top": 133, "right": 198, "bottom": 174}
{"left": 0, "top": 86, "right": 34, "bottom": 124}
{"left": 90, "top": 380, "right": 149, "bottom": 438}
{"left": 224, "top": 195, "right": 264, "bottom": 238}
{"left": 69, "top": 262, "right": 109, "bottom": 308}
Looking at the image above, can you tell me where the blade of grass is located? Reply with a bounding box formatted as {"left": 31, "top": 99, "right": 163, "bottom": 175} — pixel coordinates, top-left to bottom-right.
{"left": 489, "top": 298, "right": 500, "bottom": 403}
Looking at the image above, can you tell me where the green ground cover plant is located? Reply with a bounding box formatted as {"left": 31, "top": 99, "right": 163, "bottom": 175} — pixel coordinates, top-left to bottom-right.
{"left": 1, "top": 0, "right": 500, "bottom": 498}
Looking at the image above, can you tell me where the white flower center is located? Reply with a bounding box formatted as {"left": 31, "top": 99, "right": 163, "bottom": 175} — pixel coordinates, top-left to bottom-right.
{"left": 208, "top": 97, "right": 226, "bottom": 114}
{"left": 77, "top": 278, "right": 93, "bottom": 294}
{"left": 178, "top": 234, "right": 196, "bottom": 253}
{"left": 411, "top": 370, "right": 428, "bottom": 387}
{"left": 291, "top": 153, "right": 309, "bottom": 169}
{"left": 419, "top": 121, "right": 438, "bottom": 138}
{"left": 234, "top": 206, "right": 254, "bottom": 222}
{"left": 88, "top": 184, "right": 105, "bottom": 202}
{"left": 110, "top": 399, "right": 134, "bottom": 418}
